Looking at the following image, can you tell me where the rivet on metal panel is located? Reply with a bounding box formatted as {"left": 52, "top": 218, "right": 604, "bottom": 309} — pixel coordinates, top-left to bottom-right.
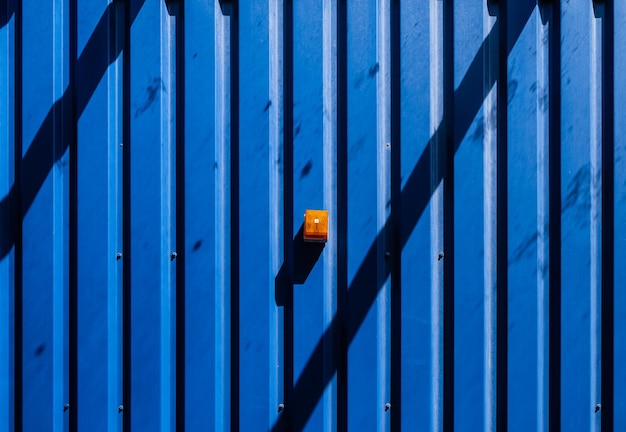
{"left": 385, "top": 403, "right": 391, "bottom": 412}
{"left": 171, "top": 252, "right": 178, "bottom": 260}
{"left": 63, "top": 404, "right": 69, "bottom": 412}
{"left": 438, "top": 252, "right": 444, "bottom": 261}
{"left": 385, "top": 252, "right": 391, "bottom": 259}
{"left": 277, "top": 403, "right": 285, "bottom": 413}
{"left": 116, "top": 253, "right": 122, "bottom": 260}
{"left": 595, "top": 404, "right": 601, "bottom": 413}
{"left": 118, "top": 405, "right": 124, "bottom": 413}
{"left": 385, "top": 142, "right": 390, "bottom": 148}
{"left": 119, "top": 142, "right": 123, "bottom": 147}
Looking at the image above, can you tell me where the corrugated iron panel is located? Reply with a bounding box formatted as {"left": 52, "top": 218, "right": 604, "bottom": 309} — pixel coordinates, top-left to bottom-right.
{"left": 1, "top": 1, "right": 623, "bottom": 431}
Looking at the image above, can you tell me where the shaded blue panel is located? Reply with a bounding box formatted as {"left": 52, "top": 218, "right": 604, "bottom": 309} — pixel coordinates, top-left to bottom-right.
{"left": 452, "top": 3, "right": 491, "bottom": 431}
{"left": 129, "top": 0, "right": 176, "bottom": 429}
{"left": 292, "top": 1, "right": 325, "bottom": 430}
{"left": 560, "top": 2, "right": 600, "bottom": 431}
{"left": 21, "top": 0, "right": 70, "bottom": 430}
{"left": 399, "top": 1, "right": 442, "bottom": 430}
{"left": 182, "top": 1, "right": 218, "bottom": 430}
{"left": 0, "top": 2, "right": 15, "bottom": 429}
{"left": 237, "top": 0, "right": 272, "bottom": 429}
{"left": 613, "top": 1, "right": 626, "bottom": 428}
{"left": 506, "top": 5, "right": 545, "bottom": 432}
{"left": 346, "top": 0, "right": 379, "bottom": 430}
{"left": 75, "top": 1, "right": 123, "bottom": 430}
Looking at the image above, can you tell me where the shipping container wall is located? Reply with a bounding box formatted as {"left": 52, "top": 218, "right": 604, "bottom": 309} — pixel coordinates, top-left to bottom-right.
{"left": 1, "top": 0, "right": 624, "bottom": 431}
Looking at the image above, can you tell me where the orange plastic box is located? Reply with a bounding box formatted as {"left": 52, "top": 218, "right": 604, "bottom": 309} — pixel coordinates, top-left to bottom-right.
{"left": 303, "top": 209, "right": 328, "bottom": 242}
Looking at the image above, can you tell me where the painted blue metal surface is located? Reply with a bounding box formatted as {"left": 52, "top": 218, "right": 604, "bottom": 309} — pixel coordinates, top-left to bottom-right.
{"left": 1, "top": 1, "right": 624, "bottom": 431}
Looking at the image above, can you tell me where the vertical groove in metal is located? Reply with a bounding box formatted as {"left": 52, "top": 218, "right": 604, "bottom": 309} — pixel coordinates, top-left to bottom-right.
{"left": 495, "top": 2, "right": 507, "bottom": 431}
{"left": 175, "top": 2, "right": 185, "bottom": 430}
{"left": 269, "top": 0, "right": 285, "bottom": 428}
{"left": 536, "top": 4, "right": 550, "bottom": 432}
{"left": 68, "top": 0, "right": 77, "bottom": 428}
{"left": 442, "top": 0, "right": 454, "bottom": 431}
{"left": 14, "top": 0, "right": 22, "bottom": 427}
{"left": 389, "top": 0, "right": 402, "bottom": 430}
{"left": 335, "top": 1, "right": 348, "bottom": 429}
{"left": 322, "top": 0, "right": 338, "bottom": 429}
{"left": 613, "top": 0, "right": 626, "bottom": 426}
{"left": 121, "top": 1, "right": 131, "bottom": 429}
{"left": 228, "top": 2, "right": 240, "bottom": 430}
{"left": 282, "top": 0, "right": 294, "bottom": 428}
{"left": 548, "top": 1, "right": 561, "bottom": 430}
{"left": 214, "top": 2, "right": 231, "bottom": 430}
{"left": 14, "top": 0, "right": 22, "bottom": 423}
{"left": 590, "top": 3, "right": 603, "bottom": 432}
{"left": 601, "top": 0, "right": 615, "bottom": 430}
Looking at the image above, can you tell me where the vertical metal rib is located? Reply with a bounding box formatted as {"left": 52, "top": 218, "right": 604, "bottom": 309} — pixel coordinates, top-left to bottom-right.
{"left": 322, "top": 0, "right": 338, "bottom": 429}
{"left": 214, "top": 2, "right": 232, "bottom": 430}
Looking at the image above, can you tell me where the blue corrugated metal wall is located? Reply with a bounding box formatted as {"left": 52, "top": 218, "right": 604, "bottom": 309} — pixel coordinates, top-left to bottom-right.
{"left": 1, "top": 0, "right": 624, "bottom": 431}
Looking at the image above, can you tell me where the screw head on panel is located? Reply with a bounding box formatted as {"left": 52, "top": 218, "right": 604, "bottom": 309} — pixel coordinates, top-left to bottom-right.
{"left": 116, "top": 253, "right": 122, "bottom": 261}
{"left": 118, "top": 405, "right": 124, "bottom": 413}
{"left": 385, "top": 403, "right": 391, "bottom": 412}
{"left": 63, "top": 404, "right": 69, "bottom": 412}
{"left": 278, "top": 403, "right": 285, "bottom": 413}
{"left": 171, "top": 252, "right": 178, "bottom": 260}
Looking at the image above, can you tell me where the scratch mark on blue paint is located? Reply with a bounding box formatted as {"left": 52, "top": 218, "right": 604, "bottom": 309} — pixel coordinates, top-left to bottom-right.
{"left": 368, "top": 63, "right": 380, "bottom": 77}
{"left": 508, "top": 79, "right": 518, "bottom": 105}
{"left": 508, "top": 232, "right": 537, "bottom": 265}
{"left": 35, "top": 343, "right": 45, "bottom": 356}
{"left": 134, "top": 77, "right": 165, "bottom": 118}
{"left": 300, "top": 160, "right": 313, "bottom": 179}
{"left": 562, "top": 166, "right": 591, "bottom": 224}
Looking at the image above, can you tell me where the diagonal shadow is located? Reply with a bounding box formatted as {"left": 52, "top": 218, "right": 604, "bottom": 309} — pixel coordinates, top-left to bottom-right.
{"left": 0, "top": 0, "right": 16, "bottom": 30}
{"left": 271, "top": 2, "right": 536, "bottom": 430}
{"left": 0, "top": 0, "right": 147, "bottom": 261}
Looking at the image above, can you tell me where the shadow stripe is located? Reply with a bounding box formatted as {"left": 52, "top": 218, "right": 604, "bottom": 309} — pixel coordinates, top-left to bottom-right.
{"left": 0, "top": 0, "right": 147, "bottom": 261}
{"left": 271, "top": 2, "right": 535, "bottom": 430}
